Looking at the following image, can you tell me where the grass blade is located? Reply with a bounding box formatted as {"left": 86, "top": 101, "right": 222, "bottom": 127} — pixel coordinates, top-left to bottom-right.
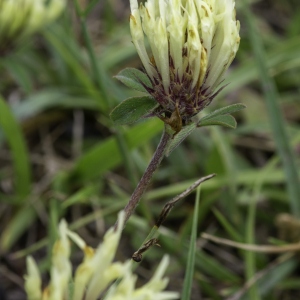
{"left": 71, "top": 119, "right": 163, "bottom": 182}
{"left": 2, "top": 55, "right": 33, "bottom": 93}
{"left": 181, "top": 186, "right": 201, "bottom": 300}
{"left": 43, "top": 29, "right": 106, "bottom": 112}
{"left": 242, "top": 0, "right": 300, "bottom": 217}
{"left": 245, "top": 155, "right": 280, "bottom": 299}
{"left": 0, "top": 95, "right": 31, "bottom": 200}
{"left": 0, "top": 207, "right": 36, "bottom": 252}
{"left": 210, "top": 127, "right": 238, "bottom": 221}
{"left": 212, "top": 208, "right": 243, "bottom": 242}
{"left": 245, "top": 191, "right": 260, "bottom": 300}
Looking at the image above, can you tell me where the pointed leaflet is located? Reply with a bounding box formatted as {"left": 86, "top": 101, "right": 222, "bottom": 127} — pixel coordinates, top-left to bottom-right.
{"left": 200, "top": 103, "right": 246, "bottom": 122}
{"left": 166, "top": 122, "right": 197, "bottom": 157}
{"left": 113, "top": 68, "right": 153, "bottom": 93}
{"left": 198, "top": 115, "right": 237, "bottom": 129}
{"left": 110, "top": 96, "right": 158, "bottom": 125}
{"left": 165, "top": 104, "right": 245, "bottom": 156}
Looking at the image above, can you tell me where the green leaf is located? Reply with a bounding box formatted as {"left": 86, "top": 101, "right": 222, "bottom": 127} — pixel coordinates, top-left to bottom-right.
{"left": 71, "top": 119, "right": 163, "bottom": 183}
{"left": 198, "top": 279, "right": 223, "bottom": 300}
{"left": 165, "top": 122, "right": 197, "bottom": 157}
{"left": 43, "top": 29, "right": 107, "bottom": 112}
{"left": 2, "top": 56, "right": 33, "bottom": 93}
{"left": 241, "top": 256, "right": 298, "bottom": 299}
{"left": 212, "top": 208, "right": 243, "bottom": 242}
{"left": 113, "top": 68, "right": 153, "bottom": 93}
{"left": 181, "top": 186, "right": 201, "bottom": 300}
{"left": 110, "top": 96, "right": 158, "bottom": 125}
{"left": 61, "top": 184, "right": 98, "bottom": 209}
{"left": 195, "top": 250, "right": 240, "bottom": 283}
{"left": 0, "top": 207, "right": 37, "bottom": 252}
{"left": 242, "top": 0, "right": 300, "bottom": 218}
{"left": 165, "top": 104, "right": 245, "bottom": 157}
{"left": 198, "top": 115, "right": 237, "bottom": 129}
{"left": 200, "top": 103, "right": 246, "bottom": 122}
{"left": 12, "top": 89, "right": 98, "bottom": 120}
{"left": 0, "top": 95, "right": 31, "bottom": 200}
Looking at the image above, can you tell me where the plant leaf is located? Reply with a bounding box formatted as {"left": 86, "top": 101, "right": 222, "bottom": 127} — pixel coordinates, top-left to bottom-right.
{"left": 198, "top": 115, "right": 237, "bottom": 129}
{"left": 1, "top": 207, "right": 37, "bottom": 252}
{"left": 43, "top": 29, "right": 107, "bottom": 112}
{"left": 200, "top": 103, "right": 246, "bottom": 122}
{"left": 110, "top": 96, "right": 158, "bottom": 125}
{"left": 3, "top": 57, "right": 33, "bottom": 93}
{"left": 181, "top": 186, "right": 201, "bottom": 300}
{"left": 71, "top": 119, "right": 163, "bottom": 183}
{"left": 165, "top": 104, "right": 245, "bottom": 157}
{"left": 0, "top": 95, "right": 31, "bottom": 200}
{"left": 165, "top": 122, "right": 197, "bottom": 157}
{"left": 113, "top": 68, "right": 152, "bottom": 93}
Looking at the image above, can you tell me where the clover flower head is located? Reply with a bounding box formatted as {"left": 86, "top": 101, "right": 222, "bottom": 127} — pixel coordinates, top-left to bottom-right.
{"left": 129, "top": 0, "right": 240, "bottom": 129}
{"left": 24, "top": 211, "right": 179, "bottom": 300}
{"left": 0, "top": 0, "right": 65, "bottom": 52}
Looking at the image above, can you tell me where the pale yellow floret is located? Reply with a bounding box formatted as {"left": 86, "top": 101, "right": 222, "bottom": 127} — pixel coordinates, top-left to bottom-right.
{"left": 104, "top": 255, "right": 179, "bottom": 300}
{"left": 167, "top": 0, "right": 187, "bottom": 81}
{"left": 48, "top": 220, "right": 72, "bottom": 300}
{"left": 204, "top": 0, "right": 240, "bottom": 92}
{"left": 24, "top": 256, "right": 42, "bottom": 300}
{"left": 25, "top": 211, "right": 178, "bottom": 300}
{"left": 129, "top": 0, "right": 240, "bottom": 95}
{"left": 195, "top": 1, "right": 216, "bottom": 64}
{"left": 130, "top": 0, "right": 158, "bottom": 80}
{"left": 140, "top": 0, "right": 162, "bottom": 72}
{"left": 155, "top": 16, "right": 170, "bottom": 93}
{"left": 199, "top": 45, "right": 208, "bottom": 87}
{"left": 85, "top": 211, "right": 126, "bottom": 300}
{"left": 186, "top": 0, "right": 202, "bottom": 89}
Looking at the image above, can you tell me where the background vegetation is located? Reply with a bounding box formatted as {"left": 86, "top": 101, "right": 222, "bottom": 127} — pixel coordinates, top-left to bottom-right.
{"left": 0, "top": 0, "right": 300, "bottom": 299}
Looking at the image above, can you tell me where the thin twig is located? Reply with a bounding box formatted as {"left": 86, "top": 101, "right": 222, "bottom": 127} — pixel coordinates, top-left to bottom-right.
{"left": 155, "top": 174, "right": 216, "bottom": 227}
{"left": 132, "top": 238, "right": 160, "bottom": 262}
{"left": 202, "top": 233, "right": 300, "bottom": 253}
{"left": 131, "top": 174, "right": 216, "bottom": 261}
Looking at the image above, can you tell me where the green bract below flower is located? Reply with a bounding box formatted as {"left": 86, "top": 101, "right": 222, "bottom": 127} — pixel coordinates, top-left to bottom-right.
{"left": 111, "top": 0, "right": 243, "bottom": 136}
{"left": 0, "top": 0, "right": 65, "bottom": 52}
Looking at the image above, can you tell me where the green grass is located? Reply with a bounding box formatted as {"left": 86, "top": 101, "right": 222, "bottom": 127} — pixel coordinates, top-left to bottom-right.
{"left": 0, "top": 0, "right": 300, "bottom": 299}
{"left": 0, "top": 95, "right": 31, "bottom": 201}
{"left": 242, "top": 0, "right": 300, "bottom": 218}
{"left": 182, "top": 186, "right": 201, "bottom": 300}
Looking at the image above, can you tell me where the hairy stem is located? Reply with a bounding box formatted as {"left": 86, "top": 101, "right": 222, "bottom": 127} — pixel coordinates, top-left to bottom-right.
{"left": 115, "top": 125, "right": 173, "bottom": 229}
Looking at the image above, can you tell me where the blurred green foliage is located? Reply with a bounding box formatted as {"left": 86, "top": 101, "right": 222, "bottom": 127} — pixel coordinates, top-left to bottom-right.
{"left": 0, "top": 0, "right": 300, "bottom": 299}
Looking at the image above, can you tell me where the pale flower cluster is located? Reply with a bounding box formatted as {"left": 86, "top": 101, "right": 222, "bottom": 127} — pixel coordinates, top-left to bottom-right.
{"left": 130, "top": 0, "right": 240, "bottom": 94}
{"left": 24, "top": 211, "right": 179, "bottom": 300}
{"left": 0, "top": 0, "right": 65, "bottom": 48}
